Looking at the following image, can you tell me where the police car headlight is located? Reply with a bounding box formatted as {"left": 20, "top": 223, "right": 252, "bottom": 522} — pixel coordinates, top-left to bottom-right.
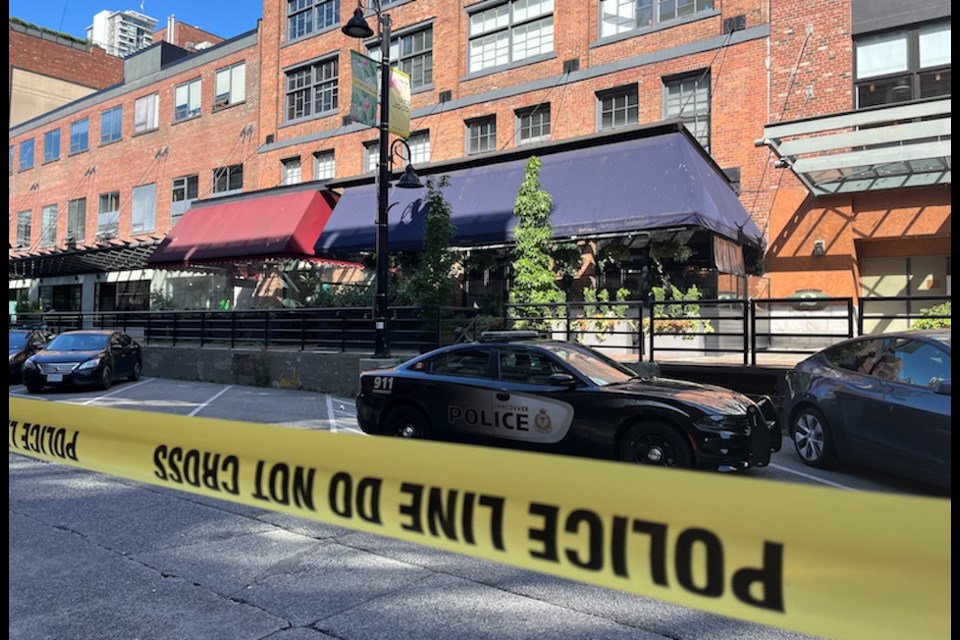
{"left": 77, "top": 359, "right": 100, "bottom": 370}
{"left": 23, "top": 358, "right": 38, "bottom": 370}
{"left": 694, "top": 413, "right": 750, "bottom": 436}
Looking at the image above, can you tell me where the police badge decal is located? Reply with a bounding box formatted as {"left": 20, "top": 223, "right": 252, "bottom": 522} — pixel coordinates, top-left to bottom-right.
{"left": 533, "top": 409, "right": 553, "bottom": 433}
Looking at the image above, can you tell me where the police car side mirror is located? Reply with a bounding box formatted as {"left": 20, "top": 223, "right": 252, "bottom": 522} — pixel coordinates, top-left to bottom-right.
{"left": 547, "top": 373, "right": 577, "bottom": 387}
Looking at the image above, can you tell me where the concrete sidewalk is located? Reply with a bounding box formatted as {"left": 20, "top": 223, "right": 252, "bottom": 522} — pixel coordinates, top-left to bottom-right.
{"left": 9, "top": 452, "right": 821, "bottom": 640}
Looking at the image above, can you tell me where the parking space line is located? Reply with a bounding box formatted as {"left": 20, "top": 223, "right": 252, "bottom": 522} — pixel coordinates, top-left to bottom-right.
{"left": 80, "top": 378, "right": 154, "bottom": 405}
{"left": 188, "top": 385, "right": 234, "bottom": 417}
{"left": 325, "top": 395, "right": 337, "bottom": 432}
{"left": 769, "top": 463, "right": 859, "bottom": 490}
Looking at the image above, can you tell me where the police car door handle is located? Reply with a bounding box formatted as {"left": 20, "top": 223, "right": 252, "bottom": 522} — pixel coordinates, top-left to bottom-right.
{"left": 424, "top": 382, "right": 437, "bottom": 391}
{"left": 497, "top": 393, "right": 510, "bottom": 401}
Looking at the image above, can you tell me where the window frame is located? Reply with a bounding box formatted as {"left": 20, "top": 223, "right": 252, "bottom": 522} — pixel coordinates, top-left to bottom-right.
{"left": 16, "top": 210, "right": 32, "bottom": 247}
{"left": 131, "top": 183, "right": 158, "bottom": 234}
{"left": 19, "top": 139, "right": 35, "bottom": 171}
{"left": 67, "top": 198, "right": 87, "bottom": 243}
{"left": 368, "top": 26, "right": 435, "bottom": 91}
{"left": 663, "top": 70, "right": 711, "bottom": 152}
{"left": 174, "top": 78, "right": 202, "bottom": 121}
{"left": 467, "top": 0, "right": 555, "bottom": 75}
{"left": 854, "top": 20, "right": 951, "bottom": 109}
{"left": 100, "top": 106, "right": 123, "bottom": 144}
{"left": 213, "top": 164, "right": 244, "bottom": 196}
{"left": 171, "top": 175, "right": 199, "bottom": 226}
{"left": 515, "top": 104, "right": 551, "bottom": 145}
{"left": 313, "top": 150, "right": 335, "bottom": 180}
{"left": 286, "top": 0, "right": 341, "bottom": 43}
{"left": 599, "top": 0, "right": 715, "bottom": 38}
{"left": 70, "top": 118, "right": 90, "bottom": 154}
{"left": 466, "top": 116, "right": 497, "bottom": 155}
{"left": 134, "top": 93, "right": 160, "bottom": 134}
{"left": 98, "top": 192, "right": 121, "bottom": 237}
{"left": 597, "top": 85, "right": 639, "bottom": 131}
{"left": 281, "top": 156, "right": 302, "bottom": 185}
{"left": 214, "top": 62, "right": 247, "bottom": 109}
{"left": 284, "top": 56, "right": 339, "bottom": 124}
{"left": 40, "top": 204, "right": 58, "bottom": 247}
{"left": 43, "top": 129, "right": 61, "bottom": 163}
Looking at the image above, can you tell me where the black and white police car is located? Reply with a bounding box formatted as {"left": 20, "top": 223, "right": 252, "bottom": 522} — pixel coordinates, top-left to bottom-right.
{"left": 357, "top": 331, "right": 781, "bottom": 472}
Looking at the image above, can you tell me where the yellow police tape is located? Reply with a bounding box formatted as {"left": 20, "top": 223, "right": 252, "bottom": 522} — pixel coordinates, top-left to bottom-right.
{"left": 8, "top": 397, "right": 949, "bottom": 640}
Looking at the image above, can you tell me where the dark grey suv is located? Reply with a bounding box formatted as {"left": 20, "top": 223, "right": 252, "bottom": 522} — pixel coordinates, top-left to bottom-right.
{"left": 782, "top": 329, "right": 951, "bottom": 489}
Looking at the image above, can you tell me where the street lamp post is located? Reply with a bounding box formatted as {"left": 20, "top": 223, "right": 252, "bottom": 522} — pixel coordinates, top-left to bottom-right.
{"left": 343, "top": 1, "right": 422, "bottom": 359}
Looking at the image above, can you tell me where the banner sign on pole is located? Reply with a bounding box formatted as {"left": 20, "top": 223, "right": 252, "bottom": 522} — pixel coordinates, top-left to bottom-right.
{"left": 350, "top": 50, "right": 379, "bottom": 129}
{"left": 388, "top": 67, "right": 411, "bottom": 139}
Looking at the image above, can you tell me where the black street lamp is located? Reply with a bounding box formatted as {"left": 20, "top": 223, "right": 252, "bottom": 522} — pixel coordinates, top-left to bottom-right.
{"left": 343, "top": 0, "right": 423, "bottom": 359}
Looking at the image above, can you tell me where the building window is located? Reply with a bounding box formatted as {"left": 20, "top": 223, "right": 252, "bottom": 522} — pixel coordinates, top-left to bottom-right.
{"left": 468, "top": 0, "right": 554, "bottom": 74}
{"left": 40, "top": 204, "right": 58, "bottom": 247}
{"left": 134, "top": 93, "right": 159, "bottom": 133}
{"left": 287, "top": 0, "right": 340, "bottom": 42}
{"left": 285, "top": 57, "right": 339, "bottom": 122}
{"left": 19, "top": 139, "right": 34, "bottom": 170}
{"left": 368, "top": 27, "right": 434, "bottom": 90}
{"left": 600, "top": 0, "right": 713, "bottom": 37}
{"left": 664, "top": 71, "right": 710, "bottom": 151}
{"left": 98, "top": 192, "right": 121, "bottom": 237}
{"left": 407, "top": 130, "right": 431, "bottom": 164}
{"left": 131, "top": 183, "right": 157, "bottom": 234}
{"left": 313, "top": 150, "right": 335, "bottom": 180}
{"left": 364, "top": 141, "right": 380, "bottom": 173}
{"left": 282, "top": 157, "right": 302, "bottom": 185}
{"left": 16, "top": 211, "right": 32, "bottom": 247}
{"left": 43, "top": 129, "right": 61, "bottom": 163}
{"left": 171, "top": 175, "right": 199, "bottom": 226}
{"left": 516, "top": 104, "right": 551, "bottom": 144}
{"left": 67, "top": 198, "right": 86, "bottom": 243}
{"left": 467, "top": 116, "right": 497, "bottom": 154}
{"left": 213, "top": 164, "right": 244, "bottom": 195}
{"left": 100, "top": 106, "right": 123, "bottom": 144}
{"left": 855, "top": 21, "right": 951, "bottom": 108}
{"left": 598, "top": 85, "right": 638, "bottom": 131}
{"left": 174, "top": 78, "right": 202, "bottom": 121}
{"left": 70, "top": 119, "right": 89, "bottom": 153}
{"left": 214, "top": 63, "right": 246, "bottom": 108}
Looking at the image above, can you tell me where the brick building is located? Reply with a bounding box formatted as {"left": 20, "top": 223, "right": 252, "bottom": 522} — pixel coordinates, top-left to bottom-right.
{"left": 9, "top": 0, "right": 951, "bottom": 321}
{"left": 8, "top": 19, "right": 125, "bottom": 127}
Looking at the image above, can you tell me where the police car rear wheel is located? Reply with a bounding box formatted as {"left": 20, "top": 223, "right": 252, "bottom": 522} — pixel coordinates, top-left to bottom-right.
{"left": 619, "top": 423, "right": 692, "bottom": 468}
{"left": 383, "top": 406, "right": 432, "bottom": 439}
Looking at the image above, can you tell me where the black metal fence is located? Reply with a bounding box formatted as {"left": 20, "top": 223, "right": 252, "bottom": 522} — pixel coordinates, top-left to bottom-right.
{"left": 11, "top": 294, "right": 949, "bottom": 364}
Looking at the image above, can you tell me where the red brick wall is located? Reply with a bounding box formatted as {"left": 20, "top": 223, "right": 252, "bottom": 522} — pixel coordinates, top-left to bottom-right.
{"left": 154, "top": 23, "right": 225, "bottom": 52}
{"left": 9, "top": 38, "right": 261, "bottom": 251}
{"left": 8, "top": 24, "right": 124, "bottom": 91}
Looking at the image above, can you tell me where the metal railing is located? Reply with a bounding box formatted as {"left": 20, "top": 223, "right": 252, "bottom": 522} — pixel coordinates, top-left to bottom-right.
{"left": 10, "top": 294, "right": 949, "bottom": 364}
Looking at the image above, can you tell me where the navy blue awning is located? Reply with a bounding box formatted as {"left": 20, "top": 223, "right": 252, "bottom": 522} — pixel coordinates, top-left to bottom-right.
{"left": 317, "top": 130, "right": 763, "bottom": 256}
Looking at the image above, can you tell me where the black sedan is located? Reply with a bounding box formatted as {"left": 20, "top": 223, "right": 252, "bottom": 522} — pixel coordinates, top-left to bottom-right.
{"left": 22, "top": 329, "right": 143, "bottom": 393}
{"left": 357, "top": 332, "right": 781, "bottom": 471}
{"left": 9, "top": 325, "right": 52, "bottom": 383}
{"left": 782, "top": 329, "right": 951, "bottom": 489}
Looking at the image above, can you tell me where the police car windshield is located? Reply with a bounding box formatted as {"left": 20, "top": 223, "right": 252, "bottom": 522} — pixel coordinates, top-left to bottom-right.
{"left": 540, "top": 344, "right": 637, "bottom": 386}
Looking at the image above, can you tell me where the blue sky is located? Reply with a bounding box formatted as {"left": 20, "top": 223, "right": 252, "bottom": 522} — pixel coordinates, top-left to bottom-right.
{"left": 9, "top": 0, "right": 264, "bottom": 41}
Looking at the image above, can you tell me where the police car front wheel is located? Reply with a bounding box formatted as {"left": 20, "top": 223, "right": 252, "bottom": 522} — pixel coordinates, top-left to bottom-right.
{"left": 619, "top": 422, "right": 692, "bottom": 468}
{"left": 383, "top": 406, "right": 433, "bottom": 439}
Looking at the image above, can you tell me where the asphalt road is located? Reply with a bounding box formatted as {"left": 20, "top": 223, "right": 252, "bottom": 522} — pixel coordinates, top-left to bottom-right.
{"left": 8, "top": 377, "right": 945, "bottom": 640}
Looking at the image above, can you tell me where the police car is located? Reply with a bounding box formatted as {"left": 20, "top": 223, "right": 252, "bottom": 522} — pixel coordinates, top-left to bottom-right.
{"left": 357, "top": 332, "right": 781, "bottom": 471}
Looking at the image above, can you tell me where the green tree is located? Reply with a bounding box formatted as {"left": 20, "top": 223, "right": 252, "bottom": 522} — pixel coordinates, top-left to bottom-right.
{"left": 508, "top": 156, "right": 564, "bottom": 328}
{"left": 400, "top": 175, "right": 457, "bottom": 310}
